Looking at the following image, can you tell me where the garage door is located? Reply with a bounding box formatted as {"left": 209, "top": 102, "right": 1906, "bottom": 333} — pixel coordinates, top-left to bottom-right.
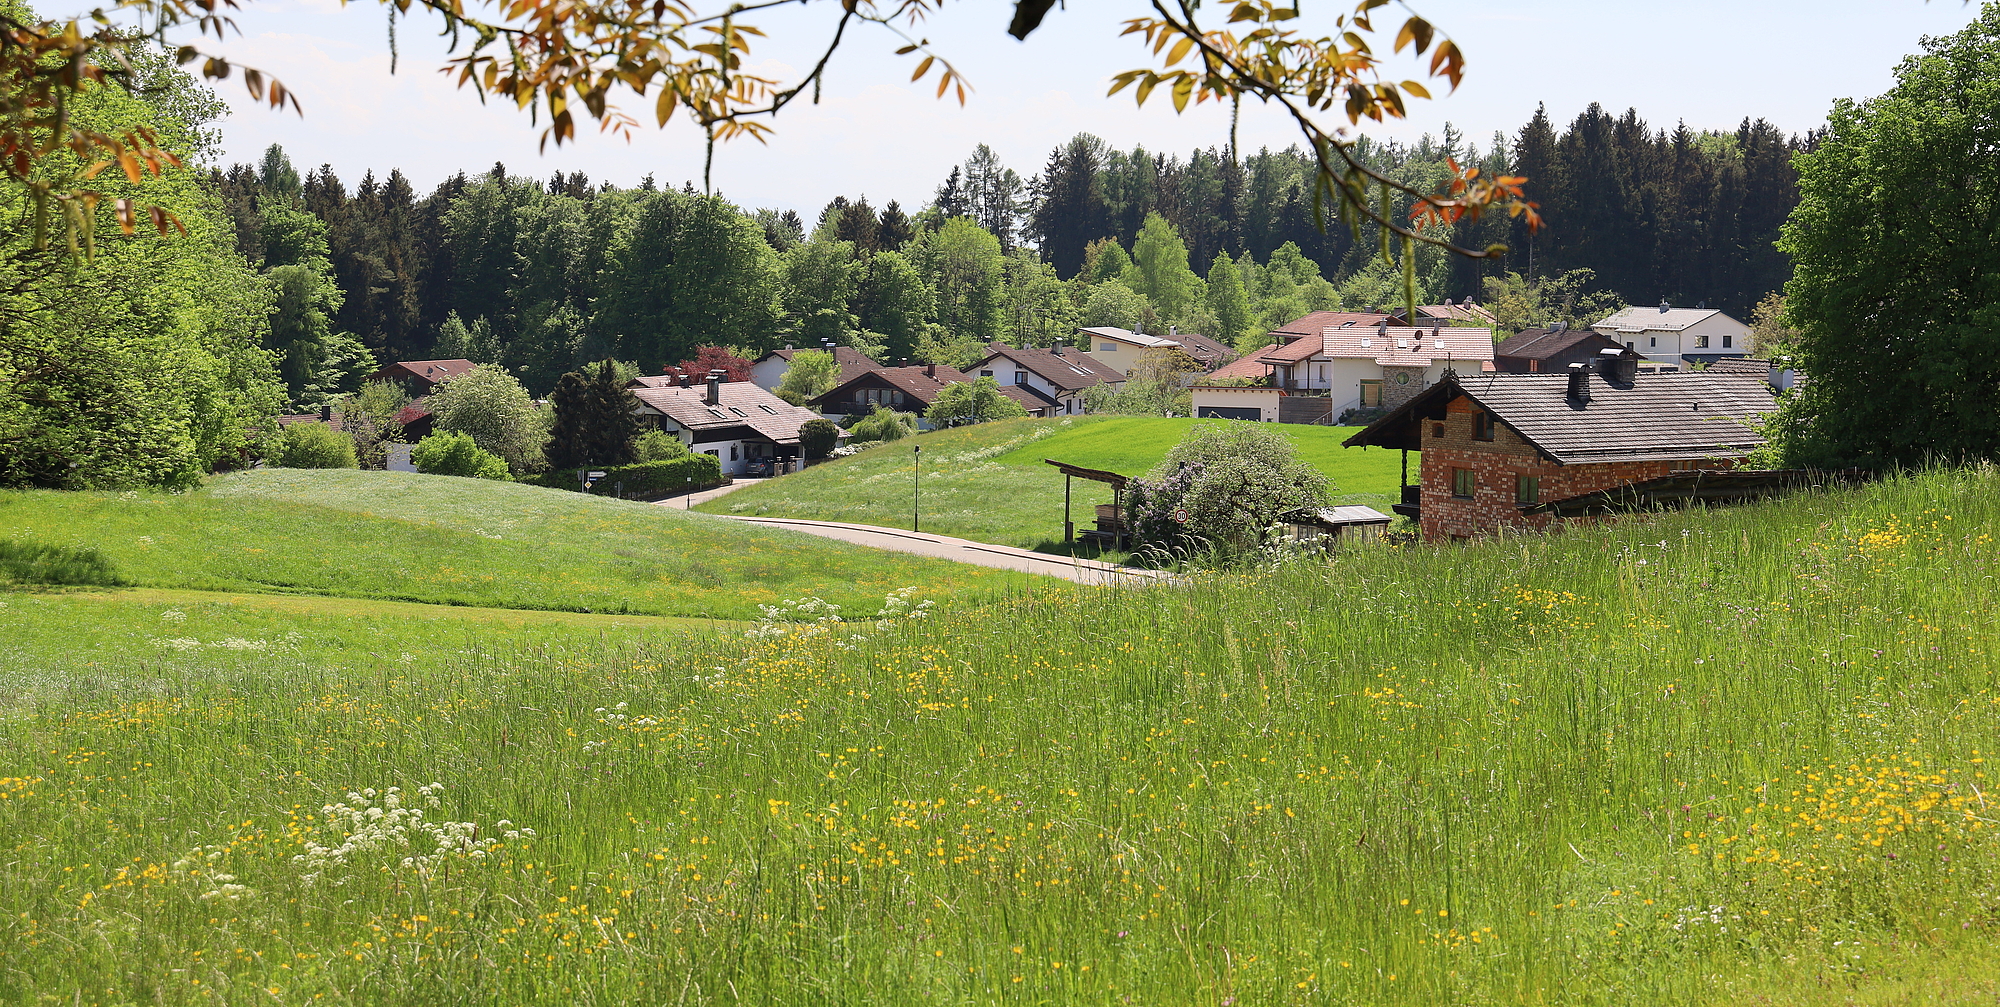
{"left": 1197, "top": 406, "right": 1263, "bottom": 420}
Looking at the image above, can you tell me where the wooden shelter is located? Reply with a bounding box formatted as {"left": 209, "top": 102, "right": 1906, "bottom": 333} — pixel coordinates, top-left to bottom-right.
{"left": 1044, "top": 459, "right": 1132, "bottom": 547}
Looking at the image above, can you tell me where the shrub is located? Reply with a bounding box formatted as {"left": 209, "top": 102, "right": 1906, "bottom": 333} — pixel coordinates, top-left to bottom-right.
{"left": 633, "top": 429, "right": 691, "bottom": 462}
{"left": 274, "top": 422, "right": 357, "bottom": 469}
{"left": 848, "top": 404, "right": 915, "bottom": 443}
{"left": 800, "top": 418, "right": 840, "bottom": 459}
{"left": 524, "top": 455, "right": 724, "bottom": 497}
{"left": 427, "top": 364, "right": 548, "bottom": 475}
{"left": 411, "top": 432, "right": 511, "bottom": 480}
{"left": 1127, "top": 424, "right": 1329, "bottom": 561}
{"left": 926, "top": 377, "right": 1028, "bottom": 427}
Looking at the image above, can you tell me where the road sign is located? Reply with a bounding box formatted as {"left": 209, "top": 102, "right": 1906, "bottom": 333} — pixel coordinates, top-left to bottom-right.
{"left": 587, "top": 470, "right": 607, "bottom": 479}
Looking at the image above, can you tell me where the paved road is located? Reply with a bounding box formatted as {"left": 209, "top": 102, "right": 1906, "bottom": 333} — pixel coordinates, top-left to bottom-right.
{"left": 699, "top": 514, "right": 1178, "bottom": 587}
{"left": 658, "top": 477, "right": 766, "bottom": 510}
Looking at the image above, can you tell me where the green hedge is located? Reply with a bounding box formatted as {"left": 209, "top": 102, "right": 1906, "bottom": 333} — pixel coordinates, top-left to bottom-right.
{"left": 523, "top": 455, "right": 725, "bottom": 497}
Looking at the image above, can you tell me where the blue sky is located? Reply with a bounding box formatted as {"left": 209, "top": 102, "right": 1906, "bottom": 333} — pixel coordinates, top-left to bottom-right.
{"left": 181, "top": 0, "right": 1984, "bottom": 213}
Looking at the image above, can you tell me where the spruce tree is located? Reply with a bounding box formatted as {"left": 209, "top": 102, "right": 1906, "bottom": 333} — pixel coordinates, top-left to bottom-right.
{"left": 546, "top": 360, "right": 640, "bottom": 471}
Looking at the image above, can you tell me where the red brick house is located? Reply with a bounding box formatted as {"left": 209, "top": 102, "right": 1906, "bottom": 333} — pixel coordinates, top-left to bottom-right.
{"left": 1344, "top": 353, "right": 1775, "bottom": 541}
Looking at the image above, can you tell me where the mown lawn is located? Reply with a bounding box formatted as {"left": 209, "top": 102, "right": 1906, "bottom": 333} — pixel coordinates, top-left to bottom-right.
{"left": 0, "top": 469, "right": 1031, "bottom": 620}
{"left": 6, "top": 468, "right": 1999, "bottom": 1004}
{"left": 703, "top": 416, "right": 1407, "bottom": 549}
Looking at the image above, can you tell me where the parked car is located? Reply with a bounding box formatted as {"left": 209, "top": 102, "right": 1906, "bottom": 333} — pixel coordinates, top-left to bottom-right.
{"left": 744, "top": 457, "right": 774, "bottom": 477}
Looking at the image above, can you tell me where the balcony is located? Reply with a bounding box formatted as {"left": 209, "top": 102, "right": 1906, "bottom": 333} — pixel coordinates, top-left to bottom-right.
{"left": 1392, "top": 483, "right": 1421, "bottom": 520}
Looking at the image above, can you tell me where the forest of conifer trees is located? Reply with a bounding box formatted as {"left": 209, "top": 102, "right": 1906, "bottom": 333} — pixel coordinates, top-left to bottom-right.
{"left": 212, "top": 103, "right": 1808, "bottom": 404}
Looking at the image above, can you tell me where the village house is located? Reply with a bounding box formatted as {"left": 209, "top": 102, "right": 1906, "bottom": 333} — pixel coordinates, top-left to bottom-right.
{"left": 1493, "top": 324, "right": 1633, "bottom": 373}
{"left": 748, "top": 345, "right": 879, "bottom": 393}
{"left": 1077, "top": 326, "right": 1236, "bottom": 375}
{"left": 811, "top": 362, "right": 966, "bottom": 418}
{"left": 364, "top": 358, "right": 478, "bottom": 397}
{"left": 1591, "top": 303, "right": 1753, "bottom": 370}
{"left": 968, "top": 344, "right": 1125, "bottom": 416}
{"left": 1343, "top": 352, "right": 1775, "bottom": 541}
{"left": 1194, "top": 314, "right": 1496, "bottom": 424}
{"left": 358, "top": 357, "right": 479, "bottom": 440}
{"left": 628, "top": 370, "right": 824, "bottom": 476}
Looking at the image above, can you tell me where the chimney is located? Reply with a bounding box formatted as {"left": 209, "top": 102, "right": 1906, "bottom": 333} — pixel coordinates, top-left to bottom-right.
{"left": 705, "top": 369, "right": 723, "bottom": 405}
{"left": 319, "top": 403, "right": 332, "bottom": 422}
{"left": 926, "top": 362, "right": 936, "bottom": 378}
{"left": 1169, "top": 324, "right": 1177, "bottom": 337}
{"left": 1615, "top": 352, "right": 1638, "bottom": 385}
{"left": 1659, "top": 299, "right": 1671, "bottom": 314}
{"left": 1566, "top": 362, "right": 1591, "bottom": 406}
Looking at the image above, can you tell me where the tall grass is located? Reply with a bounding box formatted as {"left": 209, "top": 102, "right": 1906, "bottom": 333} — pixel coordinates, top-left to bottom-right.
{"left": 3, "top": 469, "right": 1997, "bottom": 1004}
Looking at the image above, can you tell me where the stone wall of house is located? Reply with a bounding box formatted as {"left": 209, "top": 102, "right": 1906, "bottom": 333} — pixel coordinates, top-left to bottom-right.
{"left": 1380, "top": 366, "right": 1430, "bottom": 411}
{"left": 1416, "top": 397, "right": 1738, "bottom": 540}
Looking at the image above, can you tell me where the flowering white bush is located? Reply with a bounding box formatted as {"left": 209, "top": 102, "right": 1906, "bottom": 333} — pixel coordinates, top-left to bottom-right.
{"left": 290, "top": 783, "right": 523, "bottom": 887}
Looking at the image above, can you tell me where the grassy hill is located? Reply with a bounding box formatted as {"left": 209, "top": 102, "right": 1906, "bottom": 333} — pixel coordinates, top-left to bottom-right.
{"left": 0, "top": 468, "right": 1031, "bottom": 620}
{"left": 702, "top": 416, "right": 1407, "bottom": 549}
{"left": 5, "top": 469, "right": 1999, "bottom": 1004}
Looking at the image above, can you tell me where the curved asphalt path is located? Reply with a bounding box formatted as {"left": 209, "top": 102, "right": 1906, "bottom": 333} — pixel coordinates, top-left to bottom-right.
{"left": 725, "top": 516, "right": 1175, "bottom": 586}
{"left": 657, "top": 478, "right": 1176, "bottom": 586}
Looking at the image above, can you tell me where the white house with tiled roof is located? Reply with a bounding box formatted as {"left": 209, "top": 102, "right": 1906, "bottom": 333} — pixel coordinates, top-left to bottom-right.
{"left": 1257, "top": 320, "right": 1494, "bottom": 415}
{"left": 1591, "top": 303, "right": 1752, "bottom": 370}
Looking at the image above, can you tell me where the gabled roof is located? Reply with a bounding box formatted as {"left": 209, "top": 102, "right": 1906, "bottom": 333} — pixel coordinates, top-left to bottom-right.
{"left": 1344, "top": 370, "right": 1775, "bottom": 464}
{"left": 998, "top": 384, "right": 1059, "bottom": 412}
{"left": 975, "top": 345, "right": 1123, "bottom": 392}
{"left": 1495, "top": 326, "right": 1625, "bottom": 361}
{"left": 1267, "top": 311, "right": 1399, "bottom": 341}
{"left": 754, "top": 346, "right": 880, "bottom": 385}
{"left": 1592, "top": 306, "right": 1740, "bottom": 333}
{"left": 632, "top": 380, "right": 823, "bottom": 445}
{"left": 1078, "top": 326, "right": 1178, "bottom": 349}
{"left": 1202, "top": 350, "right": 1274, "bottom": 382}
{"left": 1168, "top": 332, "right": 1236, "bottom": 367}
{"left": 811, "top": 364, "right": 972, "bottom": 407}
{"left": 1259, "top": 326, "right": 1496, "bottom": 368}
{"left": 1704, "top": 357, "right": 1773, "bottom": 376}
{"left": 1078, "top": 326, "right": 1235, "bottom": 367}
{"left": 1416, "top": 302, "right": 1497, "bottom": 325}
{"left": 366, "top": 359, "right": 476, "bottom": 386}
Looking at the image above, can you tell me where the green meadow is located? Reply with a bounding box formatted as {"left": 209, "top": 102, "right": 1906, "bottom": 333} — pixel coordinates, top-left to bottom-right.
{"left": 4, "top": 468, "right": 1998, "bottom": 1004}
{"left": 703, "top": 416, "right": 1409, "bottom": 549}
{"left": 0, "top": 468, "right": 1030, "bottom": 620}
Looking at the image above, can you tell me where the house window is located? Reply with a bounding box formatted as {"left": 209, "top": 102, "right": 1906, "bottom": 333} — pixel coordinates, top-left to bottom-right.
{"left": 980, "top": 369, "right": 994, "bottom": 377}
{"left": 1101, "top": 343, "right": 1117, "bottom": 353}
{"left": 1626, "top": 341, "right": 1635, "bottom": 350}
{"left": 1451, "top": 467, "right": 1475, "bottom": 499}
{"left": 1723, "top": 334, "right": 1733, "bottom": 348}
{"left": 1359, "top": 380, "right": 1383, "bottom": 407}
{"left": 1014, "top": 371, "right": 1028, "bottom": 386}
{"left": 1432, "top": 422, "right": 1445, "bottom": 439}
{"left": 730, "top": 445, "right": 739, "bottom": 461}
{"left": 1516, "top": 474, "right": 1540, "bottom": 505}
{"left": 1650, "top": 337, "right": 1657, "bottom": 347}
{"left": 891, "top": 390, "right": 905, "bottom": 406}
{"left": 1694, "top": 333, "right": 1710, "bottom": 348}
{"left": 1472, "top": 410, "right": 1496, "bottom": 442}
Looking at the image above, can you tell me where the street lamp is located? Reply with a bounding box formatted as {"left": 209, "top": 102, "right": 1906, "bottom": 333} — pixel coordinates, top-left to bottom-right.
{"left": 912, "top": 444, "right": 922, "bottom": 532}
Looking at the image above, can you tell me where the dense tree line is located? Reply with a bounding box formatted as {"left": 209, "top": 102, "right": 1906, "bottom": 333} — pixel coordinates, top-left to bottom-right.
{"left": 214, "top": 102, "right": 1806, "bottom": 402}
